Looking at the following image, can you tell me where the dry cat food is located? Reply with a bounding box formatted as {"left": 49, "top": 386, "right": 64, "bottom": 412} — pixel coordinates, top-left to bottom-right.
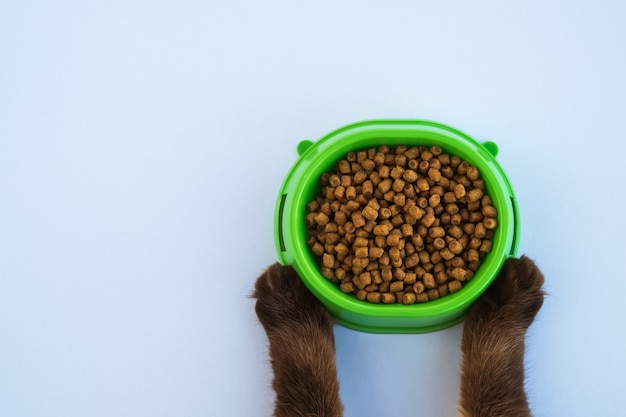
{"left": 305, "top": 144, "right": 498, "bottom": 304}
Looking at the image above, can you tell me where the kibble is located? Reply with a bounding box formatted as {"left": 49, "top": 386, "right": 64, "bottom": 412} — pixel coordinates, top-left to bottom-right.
{"left": 305, "top": 145, "right": 498, "bottom": 304}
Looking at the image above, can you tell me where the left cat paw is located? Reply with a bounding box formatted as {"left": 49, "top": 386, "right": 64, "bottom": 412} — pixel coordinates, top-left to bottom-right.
{"left": 252, "top": 263, "right": 333, "bottom": 333}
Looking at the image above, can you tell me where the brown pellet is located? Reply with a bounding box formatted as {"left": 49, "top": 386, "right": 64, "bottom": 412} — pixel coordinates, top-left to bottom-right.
{"left": 445, "top": 203, "right": 459, "bottom": 215}
{"left": 427, "top": 289, "right": 440, "bottom": 300}
{"left": 392, "top": 267, "right": 406, "bottom": 281}
{"left": 351, "top": 212, "right": 366, "bottom": 228}
{"left": 429, "top": 194, "right": 441, "bottom": 207}
{"left": 352, "top": 257, "right": 369, "bottom": 270}
{"left": 433, "top": 237, "right": 446, "bottom": 250}
{"left": 382, "top": 292, "right": 396, "bottom": 304}
{"left": 463, "top": 223, "right": 475, "bottom": 235}
{"left": 322, "top": 253, "right": 335, "bottom": 268}
{"left": 335, "top": 268, "right": 347, "bottom": 280}
{"left": 447, "top": 225, "right": 462, "bottom": 239}
{"left": 449, "top": 240, "right": 464, "bottom": 254}
{"left": 483, "top": 217, "right": 498, "bottom": 230}
{"left": 320, "top": 267, "right": 334, "bottom": 279}
{"left": 369, "top": 247, "right": 384, "bottom": 258}
{"left": 416, "top": 177, "right": 430, "bottom": 191}
{"left": 381, "top": 268, "right": 393, "bottom": 282}
{"left": 405, "top": 253, "right": 420, "bottom": 268}
{"left": 393, "top": 193, "right": 406, "bottom": 207}
{"left": 466, "top": 166, "right": 479, "bottom": 180}
{"left": 400, "top": 223, "right": 413, "bottom": 236}
{"left": 354, "top": 246, "right": 369, "bottom": 258}
{"left": 366, "top": 292, "right": 382, "bottom": 303}
{"left": 450, "top": 257, "right": 465, "bottom": 269}
{"left": 474, "top": 222, "right": 487, "bottom": 239}
{"left": 429, "top": 227, "right": 445, "bottom": 239}
{"left": 466, "top": 188, "right": 483, "bottom": 203}
{"left": 411, "top": 234, "right": 424, "bottom": 250}
{"left": 407, "top": 205, "right": 424, "bottom": 220}
{"left": 363, "top": 284, "right": 378, "bottom": 292}
{"left": 389, "top": 247, "right": 401, "bottom": 261}
{"left": 306, "top": 144, "right": 499, "bottom": 304}
{"left": 479, "top": 240, "right": 493, "bottom": 253}
{"left": 392, "top": 178, "right": 405, "bottom": 193}
{"left": 371, "top": 224, "right": 390, "bottom": 236}
{"left": 362, "top": 205, "right": 378, "bottom": 221}
{"left": 450, "top": 213, "right": 462, "bottom": 225}
{"left": 403, "top": 169, "right": 418, "bottom": 183}
{"left": 404, "top": 272, "right": 417, "bottom": 284}
{"left": 435, "top": 270, "right": 448, "bottom": 284}
{"left": 334, "top": 243, "right": 349, "bottom": 257}
{"left": 314, "top": 212, "right": 329, "bottom": 226}
{"left": 395, "top": 154, "right": 407, "bottom": 166}
{"left": 428, "top": 168, "right": 442, "bottom": 182}
{"left": 311, "top": 242, "right": 325, "bottom": 256}
{"left": 467, "top": 249, "right": 480, "bottom": 262}
{"left": 423, "top": 273, "right": 436, "bottom": 289}
{"left": 447, "top": 280, "right": 461, "bottom": 293}
{"left": 450, "top": 267, "right": 469, "bottom": 281}
{"left": 438, "top": 283, "right": 449, "bottom": 297}
{"left": 378, "top": 207, "right": 391, "bottom": 219}
{"left": 443, "top": 192, "right": 456, "bottom": 204}
{"left": 340, "top": 282, "right": 355, "bottom": 293}
{"left": 469, "top": 237, "right": 482, "bottom": 250}
{"left": 402, "top": 292, "right": 417, "bottom": 304}
{"left": 453, "top": 183, "right": 466, "bottom": 199}
{"left": 337, "top": 160, "right": 351, "bottom": 174}
{"left": 482, "top": 205, "right": 498, "bottom": 218}
{"left": 413, "top": 281, "right": 425, "bottom": 294}
{"left": 326, "top": 232, "right": 340, "bottom": 245}
{"left": 361, "top": 159, "right": 375, "bottom": 171}
{"left": 389, "top": 281, "right": 404, "bottom": 293}
{"left": 440, "top": 247, "right": 455, "bottom": 260}
{"left": 416, "top": 293, "right": 429, "bottom": 303}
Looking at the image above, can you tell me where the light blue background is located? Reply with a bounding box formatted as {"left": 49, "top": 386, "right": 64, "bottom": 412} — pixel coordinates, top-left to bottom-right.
{"left": 2, "top": 1, "right": 625, "bottom": 416}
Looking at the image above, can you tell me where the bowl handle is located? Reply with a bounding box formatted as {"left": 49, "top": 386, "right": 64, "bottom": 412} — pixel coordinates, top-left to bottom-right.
{"left": 297, "top": 140, "right": 314, "bottom": 156}
{"left": 481, "top": 141, "right": 499, "bottom": 157}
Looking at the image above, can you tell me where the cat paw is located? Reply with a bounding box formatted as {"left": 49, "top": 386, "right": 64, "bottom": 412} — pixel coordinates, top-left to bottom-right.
{"left": 252, "top": 263, "right": 333, "bottom": 333}
{"left": 468, "top": 256, "right": 545, "bottom": 328}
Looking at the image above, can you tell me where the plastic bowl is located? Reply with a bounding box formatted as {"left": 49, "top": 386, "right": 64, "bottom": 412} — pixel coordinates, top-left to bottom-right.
{"left": 274, "top": 120, "right": 519, "bottom": 333}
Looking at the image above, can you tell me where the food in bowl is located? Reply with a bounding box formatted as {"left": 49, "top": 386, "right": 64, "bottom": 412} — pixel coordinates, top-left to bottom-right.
{"left": 305, "top": 144, "right": 498, "bottom": 304}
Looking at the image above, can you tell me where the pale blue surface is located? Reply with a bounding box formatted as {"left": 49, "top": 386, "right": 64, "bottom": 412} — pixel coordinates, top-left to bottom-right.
{"left": 2, "top": 1, "right": 625, "bottom": 416}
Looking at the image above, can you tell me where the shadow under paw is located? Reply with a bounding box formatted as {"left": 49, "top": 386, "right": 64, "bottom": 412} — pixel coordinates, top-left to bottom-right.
{"left": 469, "top": 255, "right": 545, "bottom": 328}
{"left": 252, "top": 263, "right": 333, "bottom": 333}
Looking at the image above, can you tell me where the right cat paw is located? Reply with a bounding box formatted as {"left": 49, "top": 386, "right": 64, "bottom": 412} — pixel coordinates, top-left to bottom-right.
{"left": 468, "top": 256, "right": 545, "bottom": 328}
{"left": 252, "top": 263, "right": 333, "bottom": 333}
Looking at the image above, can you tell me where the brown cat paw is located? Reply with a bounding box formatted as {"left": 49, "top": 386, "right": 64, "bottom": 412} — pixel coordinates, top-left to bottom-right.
{"left": 252, "top": 263, "right": 333, "bottom": 333}
{"left": 468, "top": 256, "right": 545, "bottom": 328}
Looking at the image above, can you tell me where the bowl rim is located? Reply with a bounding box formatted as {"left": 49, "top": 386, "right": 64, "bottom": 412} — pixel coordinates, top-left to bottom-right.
{"left": 275, "top": 119, "right": 519, "bottom": 323}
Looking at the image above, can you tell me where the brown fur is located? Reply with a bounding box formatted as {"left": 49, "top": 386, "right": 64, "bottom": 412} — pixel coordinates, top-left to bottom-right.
{"left": 252, "top": 256, "right": 544, "bottom": 417}
{"left": 458, "top": 256, "right": 545, "bottom": 417}
{"left": 253, "top": 264, "right": 344, "bottom": 417}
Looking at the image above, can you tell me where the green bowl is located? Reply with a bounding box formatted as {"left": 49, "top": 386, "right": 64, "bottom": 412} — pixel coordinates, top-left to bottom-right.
{"left": 274, "top": 120, "right": 519, "bottom": 334}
